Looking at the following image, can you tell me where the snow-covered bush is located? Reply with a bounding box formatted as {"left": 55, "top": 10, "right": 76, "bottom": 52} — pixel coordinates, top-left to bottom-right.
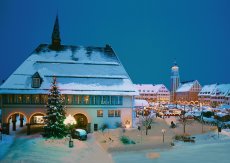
{"left": 120, "top": 136, "right": 135, "bottom": 145}
{"left": 202, "top": 111, "right": 214, "bottom": 118}
{"left": 216, "top": 115, "right": 230, "bottom": 122}
{"left": 115, "top": 122, "right": 123, "bottom": 128}
{"left": 100, "top": 123, "right": 108, "bottom": 133}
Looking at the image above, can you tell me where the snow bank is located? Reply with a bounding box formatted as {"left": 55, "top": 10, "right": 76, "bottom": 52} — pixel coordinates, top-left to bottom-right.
{"left": 113, "top": 131, "right": 230, "bottom": 163}
{"left": 0, "top": 134, "right": 14, "bottom": 159}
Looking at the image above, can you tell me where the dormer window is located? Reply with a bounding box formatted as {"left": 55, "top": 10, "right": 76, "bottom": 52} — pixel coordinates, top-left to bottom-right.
{"left": 32, "top": 72, "right": 42, "bottom": 88}
{"left": 33, "top": 78, "right": 40, "bottom": 88}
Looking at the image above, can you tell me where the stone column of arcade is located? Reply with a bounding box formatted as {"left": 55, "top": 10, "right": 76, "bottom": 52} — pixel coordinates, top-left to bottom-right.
{"left": 20, "top": 114, "right": 24, "bottom": 127}
{"left": 2, "top": 123, "right": 10, "bottom": 135}
{"left": 26, "top": 123, "right": 31, "bottom": 135}
{"left": 12, "top": 114, "right": 17, "bottom": 131}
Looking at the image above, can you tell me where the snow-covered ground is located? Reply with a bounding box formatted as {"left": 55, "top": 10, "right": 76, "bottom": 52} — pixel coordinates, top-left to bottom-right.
{"left": 1, "top": 121, "right": 230, "bottom": 163}
{"left": 0, "top": 134, "right": 14, "bottom": 159}
{"left": 0, "top": 128, "right": 113, "bottom": 163}
{"left": 112, "top": 130, "right": 230, "bottom": 163}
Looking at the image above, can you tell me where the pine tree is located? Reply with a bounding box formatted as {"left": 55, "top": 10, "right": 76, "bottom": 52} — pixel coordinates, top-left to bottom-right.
{"left": 44, "top": 77, "right": 67, "bottom": 138}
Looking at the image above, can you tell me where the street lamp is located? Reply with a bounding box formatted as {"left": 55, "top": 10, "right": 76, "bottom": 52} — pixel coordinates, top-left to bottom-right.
{"left": 64, "top": 114, "right": 77, "bottom": 148}
{"left": 217, "top": 121, "right": 222, "bottom": 138}
{"left": 200, "top": 103, "right": 204, "bottom": 133}
{"left": 161, "top": 129, "right": 166, "bottom": 143}
{"left": 125, "top": 120, "right": 131, "bottom": 129}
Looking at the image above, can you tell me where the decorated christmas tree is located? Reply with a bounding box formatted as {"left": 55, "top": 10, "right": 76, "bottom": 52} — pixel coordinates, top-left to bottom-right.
{"left": 44, "top": 77, "right": 67, "bottom": 138}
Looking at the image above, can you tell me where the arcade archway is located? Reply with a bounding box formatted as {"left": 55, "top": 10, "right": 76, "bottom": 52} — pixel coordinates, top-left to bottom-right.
{"left": 6, "top": 112, "right": 27, "bottom": 134}
{"left": 29, "top": 112, "right": 45, "bottom": 125}
{"left": 74, "top": 113, "right": 88, "bottom": 130}
{"left": 28, "top": 112, "right": 46, "bottom": 135}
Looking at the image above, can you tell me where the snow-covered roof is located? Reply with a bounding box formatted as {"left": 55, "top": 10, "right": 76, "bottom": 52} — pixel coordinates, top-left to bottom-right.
{"left": 176, "top": 80, "right": 197, "bottom": 93}
{"left": 134, "top": 84, "right": 169, "bottom": 94}
{"left": 0, "top": 44, "right": 138, "bottom": 96}
{"left": 199, "top": 84, "right": 217, "bottom": 96}
{"left": 218, "top": 104, "right": 230, "bottom": 110}
{"left": 134, "top": 84, "right": 154, "bottom": 92}
{"left": 226, "top": 90, "right": 230, "bottom": 97}
{"left": 210, "top": 84, "right": 230, "bottom": 97}
{"left": 134, "top": 99, "right": 149, "bottom": 107}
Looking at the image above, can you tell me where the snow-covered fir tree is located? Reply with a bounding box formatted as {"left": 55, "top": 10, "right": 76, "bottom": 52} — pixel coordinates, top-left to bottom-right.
{"left": 44, "top": 77, "right": 67, "bottom": 138}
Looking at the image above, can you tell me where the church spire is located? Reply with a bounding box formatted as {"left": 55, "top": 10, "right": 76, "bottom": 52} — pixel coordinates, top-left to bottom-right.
{"left": 173, "top": 58, "right": 177, "bottom": 66}
{"left": 51, "top": 14, "right": 61, "bottom": 49}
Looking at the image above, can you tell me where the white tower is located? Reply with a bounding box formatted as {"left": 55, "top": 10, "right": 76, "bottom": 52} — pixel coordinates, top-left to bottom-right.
{"left": 170, "top": 61, "right": 180, "bottom": 102}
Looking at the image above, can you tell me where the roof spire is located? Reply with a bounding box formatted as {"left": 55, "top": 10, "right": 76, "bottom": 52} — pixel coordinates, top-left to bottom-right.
{"left": 174, "top": 58, "right": 177, "bottom": 66}
{"left": 51, "top": 14, "right": 61, "bottom": 49}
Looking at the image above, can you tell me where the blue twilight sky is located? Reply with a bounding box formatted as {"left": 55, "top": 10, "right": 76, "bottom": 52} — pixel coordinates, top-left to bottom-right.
{"left": 0, "top": 0, "right": 229, "bottom": 88}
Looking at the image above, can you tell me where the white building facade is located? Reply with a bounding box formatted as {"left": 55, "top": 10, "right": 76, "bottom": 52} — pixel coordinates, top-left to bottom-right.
{"left": 226, "top": 91, "right": 230, "bottom": 105}
{"left": 198, "top": 84, "right": 217, "bottom": 106}
{"left": 199, "top": 84, "right": 230, "bottom": 107}
{"left": 0, "top": 16, "right": 138, "bottom": 135}
{"left": 134, "top": 84, "right": 170, "bottom": 103}
{"left": 210, "top": 84, "right": 230, "bottom": 107}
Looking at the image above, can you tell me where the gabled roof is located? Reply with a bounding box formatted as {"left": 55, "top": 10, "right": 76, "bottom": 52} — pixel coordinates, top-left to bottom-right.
{"left": 226, "top": 90, "right": 230, "bottom": 97}
{"left": 176, "top": 80, "right": 199, "bottom": 93}
{"left": 152, "top": 84, "right": 169, "bottom": 93}
{"left": 210, "top": 84, "right": 230, "bottom": 97}
{"left": 180, "top": 80, "right": 195, "bottom": 84}
{"left": 135, "top": 84, "right": 155, "bottom": 93}
{"left": 199, "top": 84, "right": 217, "bottom": 96}
{"left": 32, "top": 72, "right": 41, "bottom": 78}
{"left": 134, "top": 84, "right": 169, "bottom": 94}
{"left": 0, "top": 44, "right": 138, "bottom": 96}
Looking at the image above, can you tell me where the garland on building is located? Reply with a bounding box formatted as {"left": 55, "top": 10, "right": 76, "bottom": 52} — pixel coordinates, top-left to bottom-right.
{"left": 44, "top": 77, "right": 67, "bottom": 138}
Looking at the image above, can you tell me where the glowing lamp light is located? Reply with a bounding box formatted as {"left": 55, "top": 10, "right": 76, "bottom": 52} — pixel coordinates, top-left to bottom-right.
{"left": 125, "top": 120, "right": 131, "bottom": 128}
{"left": 64, "top": 114, "right": 76, "bottom": 126}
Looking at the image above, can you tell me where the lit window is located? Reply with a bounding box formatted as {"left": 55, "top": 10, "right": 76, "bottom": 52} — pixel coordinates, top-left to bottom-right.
{"left": 35, "top": 96, "right": 39, "bottom": 103}
{"left": 97, "top": 110, "right": 103, "bottom": 117}
{"left": 101, "top": 96, "right": 107, "bottom": 105}
{"left": 26, "top": 95, "right": 30, "bottom": 103}
{"left": 32, "top": 116, "right": 44, "bottom": 124}
{"left": 75, "top": 95, "right": 82, "bottom": 104}
{"left": 84, "top": 95, "right": 89, "bottom": 104}
{"left": 91, "top": 96, "right": 96, "bottom": 105}
{"left": 8, "top": 95, "right": 13, "bottom": 103}
{"left": 17, "top": 95, "right": 22, "bottom": 103}
{"left": 67, "top": 95, "right": 72, "bottom": 104}
{"left": 115, "top": 110, "right": 121, "bottom": 117}
{"left": 118, "top": 96, "right": 123, "bottom": 105}
{"left": 40, "top": 95, "right": 47, "bottom": 104}
{"left": 32, "top": 95, "right": 40, "bottom": 104}
{"left": 108, "top": 110, "right": 115, "bottom": 117}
